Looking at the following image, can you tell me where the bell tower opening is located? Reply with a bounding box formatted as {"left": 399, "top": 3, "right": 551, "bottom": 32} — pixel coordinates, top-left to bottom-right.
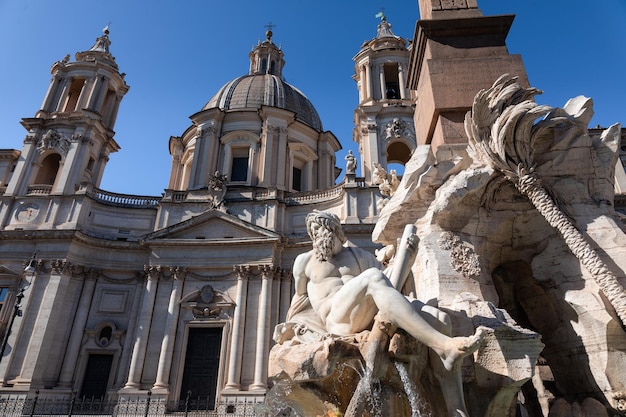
{"left": 34, "top": 154, "right": 61, "bottom": 186}
{"left": 387, "top": 141, "right": 411, "bottom": 165}
{"left": 384, "top": 63, "right": 400, "bottom": 99}
{"left": 64, "top": 78, "right": 85, "bottom": 112}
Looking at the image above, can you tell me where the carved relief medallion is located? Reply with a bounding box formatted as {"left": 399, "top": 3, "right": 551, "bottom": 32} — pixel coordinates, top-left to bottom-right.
{"left": 16, "top": 202, "right": 40, "bottom": 223}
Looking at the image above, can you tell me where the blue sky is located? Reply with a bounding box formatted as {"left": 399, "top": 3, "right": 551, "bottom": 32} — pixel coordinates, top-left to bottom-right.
{"left": 1, "top": 0, "right": 625, "bottom": 196}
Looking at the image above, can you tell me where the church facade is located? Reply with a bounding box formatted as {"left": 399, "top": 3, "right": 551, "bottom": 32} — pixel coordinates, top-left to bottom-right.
{"left": 0, "top": 14, "right": 414, "bottom": 412}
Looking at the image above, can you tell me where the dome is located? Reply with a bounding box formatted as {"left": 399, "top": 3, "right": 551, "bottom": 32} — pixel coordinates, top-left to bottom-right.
{"left": 203, "top": 74, "right": 323, "bottom": 131}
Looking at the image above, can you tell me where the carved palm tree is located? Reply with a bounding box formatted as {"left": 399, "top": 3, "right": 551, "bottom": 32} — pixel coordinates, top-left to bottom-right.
{"left": 464, "top": 74, "right": 626, "bottom": 327}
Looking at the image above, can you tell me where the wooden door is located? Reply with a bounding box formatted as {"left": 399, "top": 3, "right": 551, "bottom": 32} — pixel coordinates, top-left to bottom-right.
{"left": 80, "top": 354, "right": 113, "bottom": 399}
{"left": 179, "top": 327, "right": 222, "bottom": 410}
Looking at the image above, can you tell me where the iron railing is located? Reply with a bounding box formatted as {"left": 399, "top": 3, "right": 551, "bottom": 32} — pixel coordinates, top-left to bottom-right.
{"left": 0, "top": 391, "right": 259, "bottom": 417}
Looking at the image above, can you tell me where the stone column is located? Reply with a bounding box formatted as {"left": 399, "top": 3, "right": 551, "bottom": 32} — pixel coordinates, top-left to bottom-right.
{"left": 0, "top": 259, "right": 42, "bottom": 384}
{"left": 398, "top": 64, "right": 406, "bottom": 100}
{"left": 276, "top": 128, "right": 288, "bottom": 190}
{"left": 379, "top": 63, "right": 386, "bottom": 99}
{"left": 366, "top": 122, "right": 379, "bottom": 184}
{"left": 93, "top": 76, "right": 110, "bottom": 111}
{"left": 54, "top": 78, "right": 71, "bottom": 112}
{"left": 359, "top": 65, "right": 367, "bottom": 102}
{"left": 319, "top": 149, "right": 331, "bottom": 189}
{"left": 305, "top": 159, "right": 313, "bottom": 192}
{"left": 75, "top": 77, "right": 94, "bottom": 110}
{"left": 225, "top": 266, "right": 250, "bottom": 390}
{"left": 57, "top": 270, "right": 98, "bottom": 388}
{"left": 86, "top": 75, "right": 103, "bottom": 110}
{"left": 87, "top": 75, "right": 109, "bottom": 111}
{"left": 113, "top": 276, "right": 144, "bottom": 388}
{"left": 279, "top": 271, "right": 293, "bottom": 324}
{"left": 124, "top": 266, "right": 160, "bottom": 389}
{"left": 259, "top": 123, "right": 275, "bottom": 187}
{"left": 17, "top": 260, "right": 73, "bottom": 386}
{"left": 41, "top": 75, "right": 62, "bottom": 112}
{"left": 250, "top": 265, "right": 273, "bottom": 391}
{"left": 152, "top": 267, "right": 184, "bottom": 390}
{"left": 364, "top": 64, "right": 372, "bottom": 100}
{"left": 104, "top": 93, "right": 123, "bottom": 128}
{"left": 207, "top": 124, "right": 220, "bottom": 176}
{"left": 190, "top": 126, "right": 208, "bottom": 188}
{"left": 223, "top": 145, "right": 233, "bottom": 177}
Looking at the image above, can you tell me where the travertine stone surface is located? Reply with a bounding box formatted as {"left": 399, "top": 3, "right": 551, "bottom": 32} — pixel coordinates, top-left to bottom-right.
{"left": 373, "top": 76, "right": 626, "bottom": 416}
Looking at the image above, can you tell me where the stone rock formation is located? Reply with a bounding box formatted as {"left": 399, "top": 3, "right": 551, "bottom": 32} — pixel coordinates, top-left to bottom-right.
{"left": 266, "top": 76, "right": 626, "bottom": 417}
{"left": 374, "top": 75, "right": 626, "bottom": 416}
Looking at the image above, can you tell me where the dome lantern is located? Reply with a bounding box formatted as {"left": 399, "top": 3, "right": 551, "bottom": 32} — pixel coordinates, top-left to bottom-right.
{"left": 248, "top": 23, "right": 284, "bottom": 77}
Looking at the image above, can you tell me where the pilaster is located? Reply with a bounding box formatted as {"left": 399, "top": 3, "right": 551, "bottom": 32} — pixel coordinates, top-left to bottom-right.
{"left": 124, "top": 266, "right": 160, "bottom": 389}
{"left": 57, "top": 268, "right": 98, "bottom": 388}
{"left": 224, "top": 265, "right": 250, "bottom": 391}
{"left": 250, "top": 265, "right": 274, "bottom": 391}
{"left": 152, "top": 267, "right": 185, "bottom": 391}
{"left": 12, "top": 260, "right": 73, "bottom": 388}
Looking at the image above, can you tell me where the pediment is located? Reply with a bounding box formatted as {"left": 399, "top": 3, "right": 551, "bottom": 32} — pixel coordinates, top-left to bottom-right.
{"left": 144, "top": 209, "right": 280, "bottom": 243}
{"left": 0, "top": 265, "right": 21, "bottom": 278}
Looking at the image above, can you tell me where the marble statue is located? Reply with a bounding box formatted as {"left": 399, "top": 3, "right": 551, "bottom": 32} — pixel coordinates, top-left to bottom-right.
{"left": 272, "top": 211, "right": 484, "bottom": 416}
{"left": 389, "top": 169, "right": 399, "bottom": 194}
{"left": 372, "top": 162, "right": 387, "bottom": 185}
{"left": 345, "top": 150, "right": 357, "bottom": 175}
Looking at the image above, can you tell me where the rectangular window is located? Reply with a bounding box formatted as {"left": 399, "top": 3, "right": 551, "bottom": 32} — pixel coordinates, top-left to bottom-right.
{"left": 384, "top": 63, "right": 400, "bottom": 99}
{"left": 231, "top": 156, "right": 249, "bottom": 182}
{"left": 230, "top": 147, "right": 250, "bottom": 182}
{"left": 292, "top": 167, "right": 302, "bottom": 191}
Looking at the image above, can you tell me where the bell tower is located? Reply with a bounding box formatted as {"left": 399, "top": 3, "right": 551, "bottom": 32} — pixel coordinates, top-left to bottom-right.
{"left": 4, "top": 27, "right": 129, "bottom": 197}
{"left": 352, "top": 13, "right": 416, "bottom": 184}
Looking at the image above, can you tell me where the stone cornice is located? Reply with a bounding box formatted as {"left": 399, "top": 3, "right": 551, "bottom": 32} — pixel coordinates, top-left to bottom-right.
{"left": 0, "top": 149, "right": 20, "bottom": 159}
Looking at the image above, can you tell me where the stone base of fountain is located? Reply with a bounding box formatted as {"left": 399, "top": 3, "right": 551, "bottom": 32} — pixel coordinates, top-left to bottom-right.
{"left": 263, "top": 330, "right": 445, "bottom": 417}
{"left": 265, "top": 298, "right": 548, "bottom": 417}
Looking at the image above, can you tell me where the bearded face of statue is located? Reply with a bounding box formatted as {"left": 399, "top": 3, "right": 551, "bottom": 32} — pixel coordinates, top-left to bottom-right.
{"left": 311, "top": 224, "right": 335, "bottom": 262}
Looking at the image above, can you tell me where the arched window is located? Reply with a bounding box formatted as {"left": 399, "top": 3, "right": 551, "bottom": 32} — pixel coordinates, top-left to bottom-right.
{"left": 34, "top": 154, "right": 61, "bottom": 185}
{"left": 261, "top": 58, "right": 267, "bottom": 74}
